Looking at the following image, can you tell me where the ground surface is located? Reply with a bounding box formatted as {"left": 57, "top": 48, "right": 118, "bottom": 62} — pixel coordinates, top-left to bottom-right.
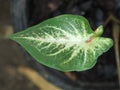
{"left": 0, "top": 0, "right": 39, "bottom": 90}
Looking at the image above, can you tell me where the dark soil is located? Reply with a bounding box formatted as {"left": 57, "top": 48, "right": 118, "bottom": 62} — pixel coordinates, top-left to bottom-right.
{"left": 0, "top": 40, "right": 38, "bottom": 90}
{"left": 0, "top": 0, "right": 38, "bottom": 90}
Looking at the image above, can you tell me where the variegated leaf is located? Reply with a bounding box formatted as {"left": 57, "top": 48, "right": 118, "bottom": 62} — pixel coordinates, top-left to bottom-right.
{"left": 9, "top": 14, "right": 113, "bottom": 71}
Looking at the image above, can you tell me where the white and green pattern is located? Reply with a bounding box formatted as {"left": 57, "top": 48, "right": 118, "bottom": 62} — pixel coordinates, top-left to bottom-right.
{"left": 9, "top": 14, "right": 113, "bottom": 71}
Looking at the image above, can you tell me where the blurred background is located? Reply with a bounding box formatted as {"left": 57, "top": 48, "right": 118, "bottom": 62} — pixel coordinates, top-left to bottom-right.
{"left": 0, "top": 0, "right": 40, "bottom": 90}
{"left": 0, "top": 0, "right": 120, "bottom": 90}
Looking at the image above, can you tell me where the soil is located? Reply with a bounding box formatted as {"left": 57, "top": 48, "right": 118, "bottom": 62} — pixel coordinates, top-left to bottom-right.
{"left": 0, "top": 40, "right": 39, "bottom": 90}
{"left": 0, "top": 0, "right": 38, "bottom": 90}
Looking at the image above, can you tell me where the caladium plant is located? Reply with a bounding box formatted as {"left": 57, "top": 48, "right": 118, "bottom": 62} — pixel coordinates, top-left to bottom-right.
{"left": 8, "top": 14, "right": 113, "bottom": 71}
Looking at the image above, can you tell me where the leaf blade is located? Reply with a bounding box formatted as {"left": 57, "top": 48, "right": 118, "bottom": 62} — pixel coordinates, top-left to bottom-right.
{"left": 9, "top": 14, "right": 113, "bottom": 71}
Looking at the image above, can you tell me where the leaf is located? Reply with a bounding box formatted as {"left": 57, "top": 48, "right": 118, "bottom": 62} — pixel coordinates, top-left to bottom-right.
{"left": 9, "top": 14, "right": 113, "bottom": 71}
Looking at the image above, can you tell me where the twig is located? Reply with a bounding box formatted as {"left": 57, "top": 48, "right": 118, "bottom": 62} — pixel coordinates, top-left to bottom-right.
{"left": 113, "top": 22, "right": 120, "bottom": 87}
{"left": 104, "top": 14, "right": 120, "bottom": 27}
{"left": 104, "top": 14, "right": 120, "bottom": 87}
{"left": 18, "top": 66, "right": 60, "bottom": 90}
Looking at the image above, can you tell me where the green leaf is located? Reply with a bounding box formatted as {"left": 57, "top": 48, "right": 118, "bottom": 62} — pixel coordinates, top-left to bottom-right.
{"left": 8, "top": 14, "right": 113, "bottom": 71}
